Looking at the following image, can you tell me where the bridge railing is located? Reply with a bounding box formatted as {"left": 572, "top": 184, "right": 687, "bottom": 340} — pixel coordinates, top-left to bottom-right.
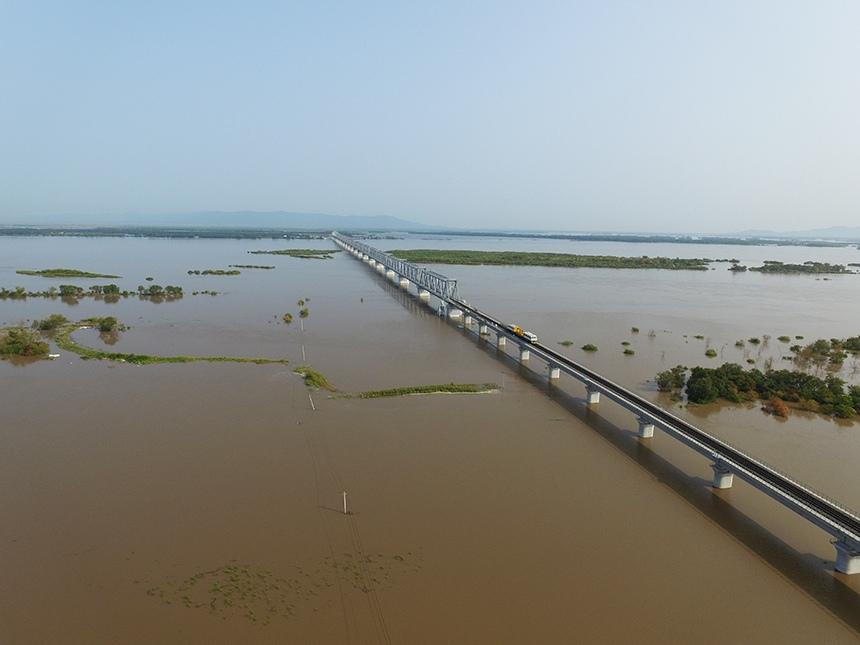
{"left": 332, "top": 231, "right": 459, "bottom": 300}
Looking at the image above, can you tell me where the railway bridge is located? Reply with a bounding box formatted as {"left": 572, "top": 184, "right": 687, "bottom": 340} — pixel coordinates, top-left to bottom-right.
{"left": 332, "top": 231, "right": 860, "bottom": 575}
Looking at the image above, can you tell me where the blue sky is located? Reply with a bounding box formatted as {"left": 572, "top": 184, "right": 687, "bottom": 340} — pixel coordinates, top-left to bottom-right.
{"left": 1, "top": 1, "right": 858, "bottom": 232}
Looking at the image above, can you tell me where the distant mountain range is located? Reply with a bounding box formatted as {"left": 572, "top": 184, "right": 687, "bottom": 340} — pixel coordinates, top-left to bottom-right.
{"left": 6, "top": 210, "right": 433, "bottom": 231}
{"left": 733, "top": 226, "right": 860, "bottom": 241}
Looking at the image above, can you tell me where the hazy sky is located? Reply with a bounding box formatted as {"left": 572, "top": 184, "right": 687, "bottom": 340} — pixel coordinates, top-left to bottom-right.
{"left": 2, "top": 1, "right": 858, "bottom": 232}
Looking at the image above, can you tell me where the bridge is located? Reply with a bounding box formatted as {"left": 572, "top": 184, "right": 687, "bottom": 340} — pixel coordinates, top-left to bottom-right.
{"left": 332, "top": 231, "right": 860, "bottom": 575}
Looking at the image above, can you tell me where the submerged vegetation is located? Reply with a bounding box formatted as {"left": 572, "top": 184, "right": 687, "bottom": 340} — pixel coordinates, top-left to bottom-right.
{"left": 581, "top": 343, "right": 598, "bottom": 352}
{"left": 791, "top": 336, "right": 860, "bottom": 368}
{"left": 389, "top": 249, "right": 712, "bottom": 270}
{"left": 0, "top": 327, "right": 50, "bottom": 358}
{"left": 656, "top": 363, "right": 860, "bottom": 418}
{"left": 293, "top": 365, "right": 335, "bottom": 390}
{"left": 558, "top": 340, "right": 574, "bottom": 347}
{"left": 187, "top": 269, "right": 240, "bottom": 275}
{"left": 248, "top": 249, "right": 340, "bottom": 259}
{"left": 229, "top": 264, "right": 275, "bottom": 269}
{"left": 0, "top": 283, "right": 183, "bottom": 302}
{"left": 51, "top": 318, "right": 289, "bottom": 366}
{"left": 16, "top": 268, "right": 120, "bottom": 278}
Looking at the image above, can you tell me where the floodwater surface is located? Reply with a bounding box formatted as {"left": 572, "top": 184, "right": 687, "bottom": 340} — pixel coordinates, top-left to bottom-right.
{"left": 0, "top": 236, "right": 858, "bottom": 643}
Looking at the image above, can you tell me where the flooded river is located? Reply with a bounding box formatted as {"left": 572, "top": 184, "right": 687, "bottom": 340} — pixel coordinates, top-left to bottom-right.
{"left": 0, "top": 235, "right": 858, "bottom": 643}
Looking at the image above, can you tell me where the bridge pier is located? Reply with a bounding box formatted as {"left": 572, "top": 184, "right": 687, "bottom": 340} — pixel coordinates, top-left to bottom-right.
{"left": 377, "top": 264, "right": 385, "bottom": 274}
{"left": 464, "top": 315, "right": 473, "bottom": 326}
{"left": 418, "top": 289, "right": 430, "bottom": 300}
{"left": 368, "top": 259, "right": 376, "bottom": 268}
{"left": 448, "top": 308, "right": 463, "bottom": 320}
{"left": 497, "top": 334, "right": 506, "bottom": 348}
{"left": 519, "top": 346, "right": 530, "bottom": 362}
{"left": 479, "top": 324, "right": 489, "bottom": 335}
{"left": 386, "top": 269, "right": 396, "bottom": 280}
{"left": 549, "top": 364, "right": 561, "bottom": 380}
{"left": 834, "top": 539, "right": 860, "bottom": 575}
{"left": 637, "top": 418, "right": 655, "bottom": 438}
{"left": 586, "top": 386, "right": 600, "bottom": 405}
{"left": 399, "top": 277, "right": 410, "bottom": 289}
{"left": 710, "top": 462, "right": 734, "bottom": 489}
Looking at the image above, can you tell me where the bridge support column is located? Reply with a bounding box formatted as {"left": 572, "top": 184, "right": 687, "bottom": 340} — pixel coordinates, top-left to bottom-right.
{"left": 368, "top": 259, "right": 376, "bottom": 267}
{"left": 710, "top": 462, "right": 734, "bottom": 489}
{"left": 834, "top": 539, "right": 860, "bottom": 575}
{"left": 418, "top": 289, "right": 430, "bottom": 300}
{"left": 377, "top": 264, "right": 385, "bottom": 274}
{"left": 519, "top": 346, "right": 530, "bottom": 362}
{"left": 399, "top": 277, "right": 409, "bottom": 289}
{"left": 464, "top": 315, "right": 473, "bottom": 326}
{"left": 386, "top": 269, "right": 396, "bottom": 280}
{"left": 479, "top": 324, "right": 489, "bottom": 336}
{"left": 549, "top": 364, "right": 561, "bottom": 380}
{"left": 448, "top": 308, "right": 463, "bottom": 320}
{"left": 586, "top": 386, "right": 600, "bottom": 405}
{"left": 637, "top": 418, "right": 655, "bottom": 438}
{"left": 497, "top": 335, "right": 506, "bottom": 348}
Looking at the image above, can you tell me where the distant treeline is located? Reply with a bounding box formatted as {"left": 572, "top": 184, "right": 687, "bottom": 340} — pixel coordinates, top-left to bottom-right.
{"left": 0, "top": 226, "right": 330, "bottom": 240}
{"left": 408, "top": 230, "right": 853, "bottom": 248}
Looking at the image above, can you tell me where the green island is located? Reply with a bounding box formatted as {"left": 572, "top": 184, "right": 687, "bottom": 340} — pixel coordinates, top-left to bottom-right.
{"left": 229, "top": 264, "right": 275, "bottom": 269}
{"left": 248, "top": 249, "right": 341, "bottom": 259}
{"left": 292, "top": 365, "right": 499, "bottom": 398}
{"left": 16, "top": 268, "right": 121, "bottom": 278}
{"left": 187, "top": 269, "right": 241, "bottom": 275}
{"left": 353, "top": 383, "right": 499, "bottom": 398}
{"left": 388, "top": 249, "right": 712, "bottom": 270}
{"left": 657, "top": 363, "right": 860, "bottom": 419}
{"left": 747, "top": 261, "right": 854, "bottom": 275}
{"left": 0, "top": 283, "right": 183, "bottom": 301}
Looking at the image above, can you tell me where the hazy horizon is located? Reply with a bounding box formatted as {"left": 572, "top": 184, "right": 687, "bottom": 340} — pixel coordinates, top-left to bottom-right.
{"left": 2, "top": 1, "right": 859, "bottom": 233}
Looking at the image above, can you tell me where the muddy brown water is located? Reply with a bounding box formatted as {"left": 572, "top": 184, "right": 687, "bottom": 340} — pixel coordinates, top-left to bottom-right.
{"left": 1, "top": 236, "right": 859, "bottom": 643}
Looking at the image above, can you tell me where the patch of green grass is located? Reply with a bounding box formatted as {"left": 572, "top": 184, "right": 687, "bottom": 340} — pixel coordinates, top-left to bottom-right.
{"left": 705, "top": 348, "right": 718, "bottom": 358}
{"left": 621, "top": 341, "right": 631, "bottom": 346}
{"left": 631, "top": 327, "right": 640, "bottom": 333}
{"left": 694, "top": 334, "right": 705, "bottom": 340}
{"left": 558, "top": 340, "right": 574, "bottom": 346}
{"left": 17, "top": 268, "right": 120, "bottom": 278}
{"left": 354, "top": 383, "right": 499, "bottom": 399}
{"left": 623, "top": 348, "right": 635, "bottom": 356}
{"left": 294, "top": 365, "right": 334, "bottom": 390}
{"left": 581, "top": 343, "right": 598, "bottom": 352}
{"left": 777, "top": 335, "right": 791, "bottom": 342}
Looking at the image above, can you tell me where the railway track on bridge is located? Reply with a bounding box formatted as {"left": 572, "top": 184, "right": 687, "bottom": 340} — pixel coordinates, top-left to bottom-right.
{"left": 333, "top": 232, "right": 860, "bottom": 575}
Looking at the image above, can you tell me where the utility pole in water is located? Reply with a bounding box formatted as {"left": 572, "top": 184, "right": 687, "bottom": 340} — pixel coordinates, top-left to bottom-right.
{"left": 342, "top": 491, "right": 348, "bottom": 515}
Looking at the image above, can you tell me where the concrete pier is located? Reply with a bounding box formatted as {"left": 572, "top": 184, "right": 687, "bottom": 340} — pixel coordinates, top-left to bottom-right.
{"left": 399, "top": 277, "right": 409, "bottom": 289}
{"left": 479, "top": 324, "right": 489, "bottom": 335}
{"left": 368, "top": 259, "right": 377, "bottom": 267}
{"left": 549, "top": 365, "right": 561, "bottom": 380}
{"left": 711, "top": 462, "right": 734, "bottom": 489}
{"left": 464, "top": 315, "right": 473, "bottom": 326}
{"left": 386, "top": 269, "right": 396, "bottom": 280}
{"left": 497, "top": 335, "right": 506, "bottom": 348}
{"left": 834, "top": 540, "right": 860, "bottom": 575}
{"left": 449, "top": 308, "right": 463, "bottom": 320}
{"left": 586, "top": 387, "right": 601, "bottom": 405}
{"left": 418, "top": 289, "right": 430, "bottom": 300}
{"left": 637, "top": 418, "right": 655, "bottom": 438}
{"left": 377, "top": 264, "right": 385, "bottom": 274}
{"left": 519, "top": 346, "right": 530, "bottom": 362}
